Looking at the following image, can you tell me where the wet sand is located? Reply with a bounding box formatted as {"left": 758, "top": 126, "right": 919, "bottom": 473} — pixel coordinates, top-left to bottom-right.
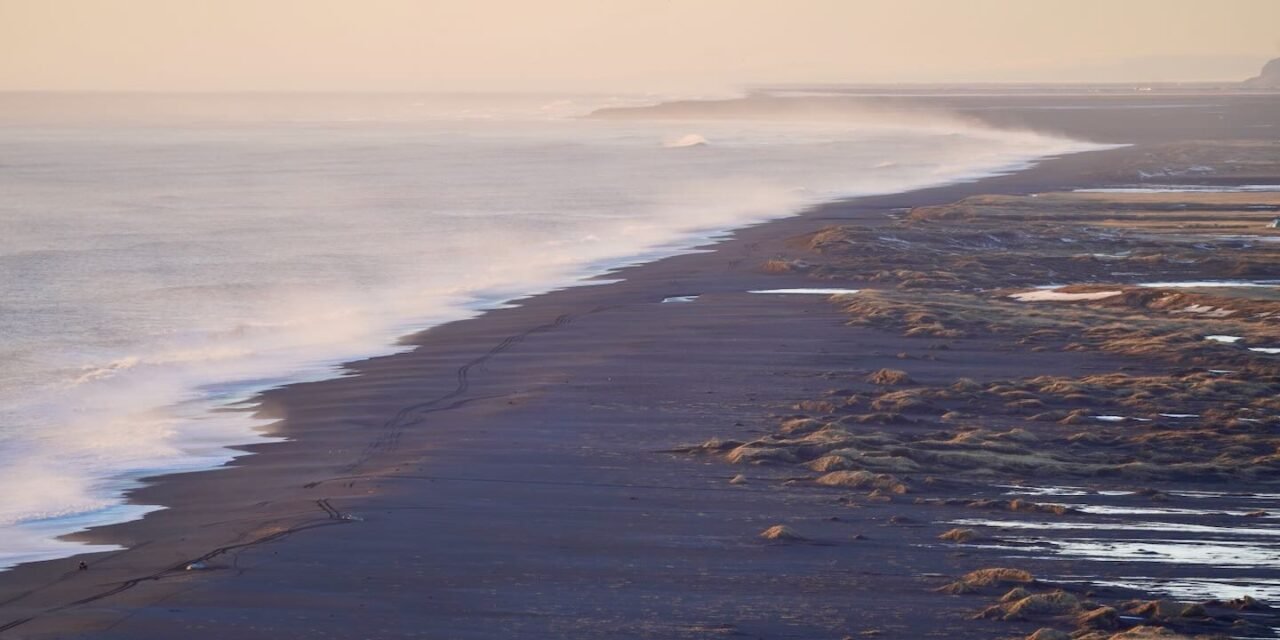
{"left": 2, "top": 95, "right": 1280, "bottom": 639}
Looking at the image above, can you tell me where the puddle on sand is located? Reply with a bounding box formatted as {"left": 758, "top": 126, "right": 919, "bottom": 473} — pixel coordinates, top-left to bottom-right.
{"left": 1057, "top": 576, "right": 1280, "bottom": 603}
{"left": 1058, "top": 503, "right": 1269, "bottom": 517}
{"left": 1207, "top": 335, "right": 1245, "bottom": 344}
{"left": 1001, "top": 485, "right": 1280, "bottom": 501}
{"left": 1169, "top": 489, "right": 1280, "bottom": 501}
{"left": 1027, "top": 280, "right": 1280, "bottom": 292}
{"left": 999, "top": 485, "right": 1132, "bottom": 497}
{"left": 1074, "top": 185, "right": 1280, "bottom": 193}
{"left": 968, "top": 537, "right": 1279, "bottom": 569}
{"left": 748, "top": 288, "right": 861, "bottom": 295}
{"left": 1137, "top": 280, "right": 1280, "bottom": 289}
{"left": 1009, "top": 289, "right": 1122, "bottom": 302}
{"left": 950, "top": 517, "right": 1280, "bottom": 538}
{"left": 1217, "top": 234, "right": 1280, "bottom": 244}
{"left": 1203, "top": 335, "right": 1280, "bottom": 355}
{"left": 974, "top": 485, "right": 1280, "bottom": 608}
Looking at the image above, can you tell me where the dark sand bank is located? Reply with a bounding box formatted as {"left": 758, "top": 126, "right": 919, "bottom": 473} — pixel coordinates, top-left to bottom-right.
{"left": 3, "top": 96, "right": 1280, "bottom": 639}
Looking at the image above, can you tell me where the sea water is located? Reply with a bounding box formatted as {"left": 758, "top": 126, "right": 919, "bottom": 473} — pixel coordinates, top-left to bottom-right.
{"left": 0, "top": 92, "right": 1104, "bottom": 569}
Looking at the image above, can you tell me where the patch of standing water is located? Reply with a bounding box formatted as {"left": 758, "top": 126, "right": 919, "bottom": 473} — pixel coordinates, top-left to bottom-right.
{"left": 1216, "top": 234, "right": 1280, "bottom": 243}
{"left": 1056, "top": 577, "right": 1280, "bottom": 603}
{"left": 1000, "top": 485, "right": 1133, "bottom": 498}
{"left": 1009, "top": 289, "right": 1122, "bottom": 302}
{"left": 1170, "top": 490, "right": 1280, "bottom": 501}
{"left": 748, "top": 288, "right": 861, "bottom": 295}
{"left": 949, "top": 517, "right": 1280, "bottom": 537}
{"left": 1074, "top": 185, "right": 1280, "bottom": 193}
{"left": 953, "top": 487, "right": 1280, "bottom": 605}
{"left": 1000, "top": 485, "right": 1280, "bottom": 500}
{"left": 968, "top": 537, "right": 1280, "bottom": 569}
{"left": 1058, "top": 503, "right": 1268, "bottom": 517}
{"left": 1137, "top": 280, "right": 1280, "bottom": 288}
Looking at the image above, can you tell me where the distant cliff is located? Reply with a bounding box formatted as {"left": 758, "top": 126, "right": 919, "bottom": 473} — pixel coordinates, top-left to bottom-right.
{"left": 1242, "top": 57, "right": 1280, "bottom": 88}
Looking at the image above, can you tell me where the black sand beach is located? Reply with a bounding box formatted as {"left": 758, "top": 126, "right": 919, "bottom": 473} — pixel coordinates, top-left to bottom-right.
{"left": 2, "top": 93, "right": 1280, "bottom": 639}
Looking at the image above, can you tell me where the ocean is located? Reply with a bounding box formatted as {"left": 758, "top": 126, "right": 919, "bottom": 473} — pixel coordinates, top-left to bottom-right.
{"left": 0, "top": 92, "right": 1102, "bottom": 569}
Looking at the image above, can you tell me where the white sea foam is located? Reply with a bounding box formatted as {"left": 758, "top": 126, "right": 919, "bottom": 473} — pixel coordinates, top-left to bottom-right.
{"left": 0, "top": 92, "right": 1110, "bottom": 569}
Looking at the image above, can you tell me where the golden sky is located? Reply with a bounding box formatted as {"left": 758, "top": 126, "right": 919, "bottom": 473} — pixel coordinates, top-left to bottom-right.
{"left": 2, "top": 0, "right": 1277, "bottom": 92}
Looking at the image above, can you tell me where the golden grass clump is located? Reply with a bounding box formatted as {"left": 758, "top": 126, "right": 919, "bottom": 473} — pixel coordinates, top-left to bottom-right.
{"left": 758, "top": 525, "right": 807, "bottom": 542}
{"left": 814, "top": 469, "right": 908, "bottom": 493}
{"left": 977, "top": 590, "right": 1081, "bottom": 621}
{"left": 938, "top": 527, "right": 980, "bottom": 543}
{"left": 939, "top": 568, "right": 1034, "bottom": 594}
{"left": 760, "top": 258, "right": 814, "bottom": 275}
{"left": 1025, "top": 629, "right": 1072, "bottom": 640}
{"left": 867, "top": 368, "right": 914, "bottom": 386}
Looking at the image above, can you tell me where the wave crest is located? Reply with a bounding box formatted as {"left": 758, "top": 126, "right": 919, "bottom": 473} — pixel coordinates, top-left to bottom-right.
{"left": 663, "top": 133, "right": 708, "bottom": 148}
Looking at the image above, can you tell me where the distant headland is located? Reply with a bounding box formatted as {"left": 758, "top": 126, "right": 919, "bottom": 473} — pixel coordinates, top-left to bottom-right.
{"left": 1242, "top": 57, "right": 1280, "bottom": 88}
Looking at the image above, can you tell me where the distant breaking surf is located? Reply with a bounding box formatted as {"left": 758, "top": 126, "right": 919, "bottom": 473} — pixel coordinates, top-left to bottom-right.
{"left": 663, "top": 133, "right": 709, "bottom": 148}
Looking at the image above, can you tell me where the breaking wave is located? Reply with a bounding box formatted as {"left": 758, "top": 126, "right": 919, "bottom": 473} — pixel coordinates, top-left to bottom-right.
{"left": 663, "top": 133, "right": 709, "bottom": 148}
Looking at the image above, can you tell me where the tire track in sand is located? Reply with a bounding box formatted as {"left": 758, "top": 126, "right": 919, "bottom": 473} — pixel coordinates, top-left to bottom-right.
{"left": 0, "top": 499, "right": 350, "bottom": 635}
{"left": 338, "top": 313, "right": 575, "bottom": 473}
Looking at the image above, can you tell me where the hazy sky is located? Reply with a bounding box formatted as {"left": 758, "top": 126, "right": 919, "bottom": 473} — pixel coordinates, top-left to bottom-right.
{"left": 2, "top": 0, "right": 1278, "bottom": 92}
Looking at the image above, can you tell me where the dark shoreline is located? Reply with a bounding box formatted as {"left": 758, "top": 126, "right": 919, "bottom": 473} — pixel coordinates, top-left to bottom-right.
{"left": 2, "top": 96, "right": 1278, "bottom": 638}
